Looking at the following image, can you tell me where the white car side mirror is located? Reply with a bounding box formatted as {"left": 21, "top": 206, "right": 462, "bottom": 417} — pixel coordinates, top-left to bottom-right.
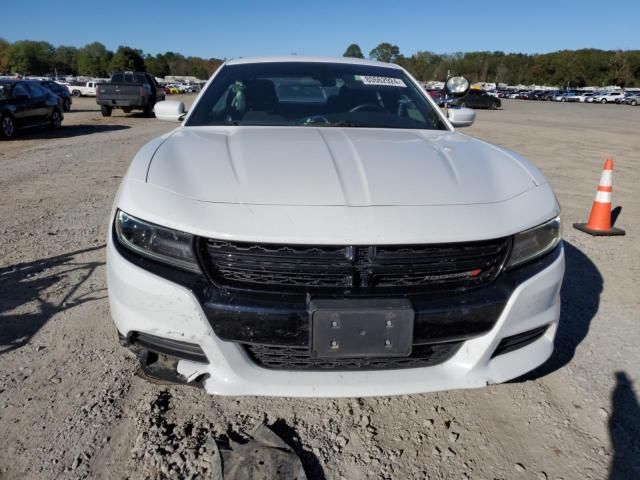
{"left": 155, "top": 101, "right": 186, "bottom": 122}
{"left": 447, "top": 107, "right": 476, "bottom": 128}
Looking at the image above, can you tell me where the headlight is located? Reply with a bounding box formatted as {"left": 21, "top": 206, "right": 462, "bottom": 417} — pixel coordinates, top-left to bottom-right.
{"left": 506, "top": 216, "right": 561, "bottom": 269}
{"left": 114, "top": 210, "right": 201, "bottom": 273}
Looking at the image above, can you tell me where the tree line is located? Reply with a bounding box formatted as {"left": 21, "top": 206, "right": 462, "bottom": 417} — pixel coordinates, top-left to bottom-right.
{"left": 1, "top": 38, "right": 638, "bottom": 87}
{"left": 0, "top": 39, "right": 223, "bottom": 80}
{"left": 345, "top": 43, "right": 640, "bottom": 87}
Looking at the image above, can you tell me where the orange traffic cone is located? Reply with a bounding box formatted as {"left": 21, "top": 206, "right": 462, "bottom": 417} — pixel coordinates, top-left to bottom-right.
{"left": 573, "top": 158, "right": 625, "bottom": 236}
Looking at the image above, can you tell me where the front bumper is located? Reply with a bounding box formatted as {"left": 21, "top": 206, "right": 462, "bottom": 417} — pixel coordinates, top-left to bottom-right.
{"left": 107, "top": 235, "right": 564, "bottom": 397}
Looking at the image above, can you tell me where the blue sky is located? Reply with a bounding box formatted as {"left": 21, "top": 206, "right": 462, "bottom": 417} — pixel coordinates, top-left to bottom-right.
{"left": 2, "top": 0, "right": 638, "bottom": 58}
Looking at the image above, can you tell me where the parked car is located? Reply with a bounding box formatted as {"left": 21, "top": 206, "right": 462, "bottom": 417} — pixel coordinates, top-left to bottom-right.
{"left": 565, "top": 92, "right": 583, "bottom": 102}
{"left": 540, "top": 91, "right": 559, "bottom": 101}
{"left": 165, "top": 85, "right": 180, "bottom": 95}
{"left": 39, "top": 80, "right": 73, "bottom": 112}
{"left": 560, "top": 92, "right": 580, "bottom": 102}
{"left": 571, "top": 92, "right": 594, "bottom": 103}
{"left": 622, "top": 93, "right": 640, "bottom": 106}
{"left": 0, "top": 79, "right": 63, "bottom": 139}
{"left": 427, "top": 88, "right": 446, "bottom": 106}
{"left": 68, "top": 81, "right": 97, "bottom": 97}
{"left": 107, "top": 56, "right": 563, "bottom": 396}
{"left": 96, "top": 72, "right": 165, "bottom": 117}
{"left": 585, "top": 93, "right": 602, "bottom": 103}
{"left": 615, "top": 92, "right": 635, "bottom": 104}
{"left": 449, "top": 89, "right": 501, "bottom": 109}
{"left": 593, "top": 91, "right": 624, "bottom": 104}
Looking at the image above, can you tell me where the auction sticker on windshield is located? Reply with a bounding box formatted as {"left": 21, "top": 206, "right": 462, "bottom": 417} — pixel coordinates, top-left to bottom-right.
{"left": 357, "top": 75, "right": 407, "bottom": 87}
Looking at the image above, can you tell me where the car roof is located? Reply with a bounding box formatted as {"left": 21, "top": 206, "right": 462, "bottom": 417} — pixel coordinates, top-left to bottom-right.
{"left": 0, "top": 79, "right": 42, "bottom": 83}
{"left": 224, "top": 55, "right": 403, "bottom": 70}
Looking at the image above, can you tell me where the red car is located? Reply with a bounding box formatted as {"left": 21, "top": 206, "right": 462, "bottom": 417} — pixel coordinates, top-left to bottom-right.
{"left": 427, "top": 89, "right": 446, "bottom": 106}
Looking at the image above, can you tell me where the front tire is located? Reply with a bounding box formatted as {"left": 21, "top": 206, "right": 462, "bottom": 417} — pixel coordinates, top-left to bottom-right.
{"left": 72, "top": 90, "right": 81, "bottom": 97}
{"left": 101, "top": 105, "right": 112, "bottom": 117}
{"left": 63, "top": 98, "right": 71, "bottom": 112}
{"left": 600, "top": 98, "right": 607, "bottom": 104}
{"left": 49, "top": 109, "right": 62, "bottom": 129}
{"left": 631, "top": 100, "right": 637, "bottom": 106}
{"left": 0, "top": 115, "right": 16, "bottom": 139}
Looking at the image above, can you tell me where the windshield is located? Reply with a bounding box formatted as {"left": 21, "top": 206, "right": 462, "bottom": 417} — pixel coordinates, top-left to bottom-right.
{"left": 187, "top": 62, "right": 447, "bottom": 130}
{"left": 0, "top": 83, "right": 12, "bottom": 99}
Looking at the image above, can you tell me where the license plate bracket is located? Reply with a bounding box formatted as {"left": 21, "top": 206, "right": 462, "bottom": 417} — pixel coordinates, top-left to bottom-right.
{"left": 309, "top": 299, "right": 414, "bottom": 358}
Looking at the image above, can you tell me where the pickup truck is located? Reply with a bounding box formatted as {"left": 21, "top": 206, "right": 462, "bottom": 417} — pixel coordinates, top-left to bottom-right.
{"left": 96, "top": 72, "right": 165, "bottom": 117}
{"left": 67, "top": 81, "right": 97, "bottom": 97}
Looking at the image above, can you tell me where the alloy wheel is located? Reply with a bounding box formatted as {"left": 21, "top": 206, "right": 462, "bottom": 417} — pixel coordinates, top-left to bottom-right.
{"left": 1, "top": 116, "right": 14, "bottom": 138}
{"left": 51, "top": 111, "right": 61, "bottom": 128}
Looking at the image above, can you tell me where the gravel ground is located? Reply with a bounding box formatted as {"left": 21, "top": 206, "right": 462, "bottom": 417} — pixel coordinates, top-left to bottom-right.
{"left": 0, "top": 97, "right": 638, "bottom": 480}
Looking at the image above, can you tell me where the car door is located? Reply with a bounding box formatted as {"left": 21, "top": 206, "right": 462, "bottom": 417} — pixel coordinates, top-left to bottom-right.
{"left": 10, "top": 82, "right": 36, "bottom": 128}
{"left": 467, "top": 90, "right": 482, "bottom": 108}
{"left": 26, "top": 83, "right": 50, "bottom": 122}
{"left": 479, "top": 91, "right": 492, "bottom": 107}
{"left": 42, "top": 82, "right": 61, "bottom": 106}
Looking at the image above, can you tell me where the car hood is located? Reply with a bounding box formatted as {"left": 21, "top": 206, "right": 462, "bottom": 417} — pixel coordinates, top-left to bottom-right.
{"left": 146, "top": 126, "right": 541, "bottom": 207}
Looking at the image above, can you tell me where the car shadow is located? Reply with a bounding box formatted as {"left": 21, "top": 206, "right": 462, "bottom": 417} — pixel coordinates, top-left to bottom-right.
{"left": 16, "top": 124, "right": 130, "bottom": 140}
{"left": 609, "top": 371, "right": 640, "bottom": 479}
{"left": 65, "top": 109, "right": 101, "bottom": 113}
{"left": 0, "top": 245, "right": 106, "bottom": 355}
{"left": 513, "top": 241, "right": 603, "bottom": 381}
{"left": 270, "top": 418, "right": 326, "bottom": 480}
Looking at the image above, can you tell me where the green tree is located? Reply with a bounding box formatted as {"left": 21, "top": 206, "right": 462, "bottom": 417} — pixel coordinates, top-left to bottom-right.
{"left": 52, "top": 46, "right": 78, "bottom": 75}
{"left": 77, "top": 42, "right": 112, "bottom": 77}
{"left": 369, "top": 42, "right": 400, "bottom": 63}
{"left": 145, "top": 53, "right": 170, "bottom": 78}
{"left": 0, "top": 38, "right": 10, "bottom": 73}
{"left": 109, "top": 46, "right": 146, "bottom": 72}
{"left": 5, "top": 40, "right": 54, "bottom": 75}
{"left": 343, "top": 43, "right": 364, "bottom": 59}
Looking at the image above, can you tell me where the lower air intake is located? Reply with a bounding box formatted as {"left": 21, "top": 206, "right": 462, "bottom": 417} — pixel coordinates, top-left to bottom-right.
{"left": 492, "top": 325, "right": 549, "bottom": 358}
{"left": 243, "top": 341, "right": 463, "bottom": 371}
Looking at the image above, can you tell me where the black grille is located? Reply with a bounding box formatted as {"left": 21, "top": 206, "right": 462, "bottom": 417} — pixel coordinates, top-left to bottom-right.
{"left": 243, "top": 341, "right": 463, "bottom": 371}
{"left": 202, "top": 238, "right": 510, "bottom": 293}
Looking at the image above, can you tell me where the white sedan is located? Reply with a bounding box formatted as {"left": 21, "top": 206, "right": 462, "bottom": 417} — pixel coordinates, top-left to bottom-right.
{"left": 107, "top": 56, "right": 564, "bottom": 397}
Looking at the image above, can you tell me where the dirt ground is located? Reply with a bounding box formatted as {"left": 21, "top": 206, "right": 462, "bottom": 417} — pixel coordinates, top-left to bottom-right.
{"left": 0, "top": 96, "right": 638, "bottom": 480}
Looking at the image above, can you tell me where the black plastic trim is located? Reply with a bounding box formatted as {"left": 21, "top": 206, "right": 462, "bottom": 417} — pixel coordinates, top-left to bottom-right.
{"left": 244, "top": 340, "right": 463, "bottom": 371}
{"left": 202, "top": 243, "right": 562, "bottom": 347}
{"left": 492, "top": 325, "right": 549, "bottom": 358}
{"left": 121, "top": 331, "right": 209, "bottom": 364}
{"left": 134, "top": 332, "right": 209, "bottom": 363}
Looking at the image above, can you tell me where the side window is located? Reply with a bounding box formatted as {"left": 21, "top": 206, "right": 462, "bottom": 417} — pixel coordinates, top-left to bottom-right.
{"left": 13, "top": 83, "right": 30, "bottom": 98}
{"left": 27, "top": 83, "right": 46, "bottom": 97}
